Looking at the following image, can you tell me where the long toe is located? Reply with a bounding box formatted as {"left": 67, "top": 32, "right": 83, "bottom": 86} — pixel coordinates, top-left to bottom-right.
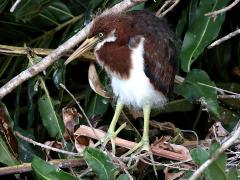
{"left": 122, "top": 139, "right": 151, "bottom": 157}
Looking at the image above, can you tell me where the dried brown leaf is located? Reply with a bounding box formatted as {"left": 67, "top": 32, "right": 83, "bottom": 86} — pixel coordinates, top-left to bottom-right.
{"left": 62, "top": 107, "right": 81, "bottom": 134}
{"left": 205, "top": 122, "right": 229, "bottom": 140}
{"left": 44, "top": 141, "right": 63, "bottom": 159}
{"left": 74, "top": 135, "right": 93, "bottom": 153}
{"left": 88, "top": 63, "right": 112, "bottom": 98}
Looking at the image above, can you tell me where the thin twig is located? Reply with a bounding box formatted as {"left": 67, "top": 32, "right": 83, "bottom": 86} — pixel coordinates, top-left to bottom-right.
{"left": 156, "top": 0, "right": 181, "bottom": 17}
{"left": 218, "top": 94, "right": 240, "bottom": 100}
{"left": 156, "top": 0, "right": 172, "bottom": 16}
{"left": 10, "top": 0, "right": 21, "bottom": 12}
{"left": 208, "top": 29, "right": 240, "bottom": 49}
{"left": 197, "top": 82, "right": 240, "bottom": 96}
{"left": 175, "top": 75, "right": 240, "bottom": 97}
{"left": 0, "top": 158, "right": 85, "bottom": 176}
{"left": 15, "top": 131, "right": 80, "bottom": 156}
{"left": 189, "top": 120, "right": 240, "bottom": 180}
{"left": 0, "top": 0, "right": 144, "bottom": 99}
{"left": 205, "top": 0, "right": 240, "bottom": 17}
{"left": 141, "top": 158, "right": 193, "bottom": 171}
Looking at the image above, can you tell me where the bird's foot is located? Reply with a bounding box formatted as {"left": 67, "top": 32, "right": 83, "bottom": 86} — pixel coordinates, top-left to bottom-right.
{"left": 122, "top": 139, "right": 150, "bottom": 157}
{"left": 97, "top": 123, "right": 127, "bottom": 155}
{"left": 122, "top": 140, "right": 158, "bottom": 177}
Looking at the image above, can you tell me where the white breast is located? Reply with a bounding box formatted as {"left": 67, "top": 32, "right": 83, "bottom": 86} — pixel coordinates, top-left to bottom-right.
{"left": 111, "top": 37, "right": 167, "bottom": 109}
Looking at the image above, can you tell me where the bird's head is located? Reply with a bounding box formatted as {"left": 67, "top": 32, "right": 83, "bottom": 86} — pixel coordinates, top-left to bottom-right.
{"left": 65, "top": 13, "right": 130, "bottom": 65}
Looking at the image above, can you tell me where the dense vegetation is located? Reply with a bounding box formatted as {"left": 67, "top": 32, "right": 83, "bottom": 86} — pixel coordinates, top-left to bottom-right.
{"left": 0, "top": 0, "right": 239, "bottom": 179}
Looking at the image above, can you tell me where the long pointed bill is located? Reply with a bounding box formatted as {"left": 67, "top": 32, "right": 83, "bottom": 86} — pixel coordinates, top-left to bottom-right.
{"left": 64, "top": 36, "right": 100, "bottom": 65}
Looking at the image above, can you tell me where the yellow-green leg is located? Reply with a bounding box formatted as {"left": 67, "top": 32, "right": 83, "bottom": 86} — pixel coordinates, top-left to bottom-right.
{"left": 123, "top": 103, "right": 151, "bottom": 156}
{"left": 101, "top": 100, "right": 124, "bottom": 154}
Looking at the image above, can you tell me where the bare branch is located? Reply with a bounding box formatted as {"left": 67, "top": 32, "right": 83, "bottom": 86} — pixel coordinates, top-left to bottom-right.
{"left": 189, "top": 120, "right": 240, "bottom": 180}
{"left": 0, "top": 0, "right": 144, "bottom": 99}
{"left": 156, "top": 0, "right": 181, "bottom": 17}
{"left": 0, "top": 158, "right": 85, "bottom": 176}
{"left": 75, "top": 125, "right": 192, "bottom": 161}
{"left": 0, "top": 44, "right": 95, "bottom": 60}
{"left": 218, "top": 94, "right": 240, "bottom": 100}
{"left": 10, "top": 0, "right": 21, "bottom": 12}
{"left": 205, "top": 0, "right": 240, "bottom": 17}
{"left": 208, "top": 29, "right": 240, "bottom": 49}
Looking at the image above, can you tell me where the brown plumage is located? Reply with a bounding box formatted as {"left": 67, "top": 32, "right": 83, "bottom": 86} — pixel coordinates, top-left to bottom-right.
{"left": 89, "top": 10, "right": 177, "bottom": 96}
{"left": 66, "top": 10, "right": 178, "bottom": 155}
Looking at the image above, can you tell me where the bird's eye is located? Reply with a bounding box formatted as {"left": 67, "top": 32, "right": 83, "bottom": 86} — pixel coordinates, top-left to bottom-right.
{"left": 98, "top": 32, "right": 104, "bottom": 38}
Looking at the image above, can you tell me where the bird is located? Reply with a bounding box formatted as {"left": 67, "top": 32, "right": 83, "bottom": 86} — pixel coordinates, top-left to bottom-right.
{"left": 65, "top": 10, "right": 177, "bottom": 155}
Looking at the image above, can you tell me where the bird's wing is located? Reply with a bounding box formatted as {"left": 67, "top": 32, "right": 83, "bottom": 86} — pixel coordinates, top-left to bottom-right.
{"left": 126, "top": 11, "right": 178, "bottom": 96}
{"left": 143, "top": 37, "right": 177, "bottom": 96}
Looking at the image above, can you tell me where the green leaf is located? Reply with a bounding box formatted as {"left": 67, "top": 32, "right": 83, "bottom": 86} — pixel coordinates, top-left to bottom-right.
{"left": 13, "top": 0, "right": 51, "bottom": 21}
{"left": 188, "top": 0, "right": 199, "bottom": 26}
{"left": 227, "top": 167, "right": 238, "bottom": 180}
{"left": 89, "top": 0, "right": 105, "bottom": 10}
{"left": 175, "top": 69, "right": 220, "bottom": 118}
{"left": 176, "top": 6, "right": 188, "bottom": 37}
{"left": 0, "top": 136, "right": 19, "bottom": 166}
{"left": 191, "top": 143, "right": 229, "bottom": 180}
{"left": 86, "top": 94, "right": 109, "bottom": 117}
{"left": 17, "top": 129, "right": 39, "bottom": 162}
{"left": 32, "top": 156, "right": 79, "bottom": 180}
{"left": 38, "top": 94, "right": 64, "bottom": 140}
{"left": 0, "top": 102, "right": 19, "bottom": 166}
{"left": 180, "top": 0, "right": 231, "bottom": 72}
{"left": 208, "top": 143, "right": 227, "bottom": 180}
{"left": 129, "top": 2, "right": 145, "bottom": 11}
{"left": 53, "top": 66, "right": 65, "bottom": 89}
{"left": 117, "top": 174, "right": 130, "bottom": 180}
{"left": 0, "top": 0, "right": 8, "bottom": 13}
{"left": 191, "top": 147, "right": 209, "bottom": 166}
{"left": 84, "top": 147, "right": 118, "bottom": 180}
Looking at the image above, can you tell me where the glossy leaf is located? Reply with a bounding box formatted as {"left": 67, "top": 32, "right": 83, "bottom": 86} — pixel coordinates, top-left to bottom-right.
{"left": 181, "top": 0, "right": 231, "bottom": 72}
{"left": 0, "top": 136, "right": 19, "bottom": 166}
{"left": 32, "top": 156, "right": 79, "bottom": 180}
{"left": 191, "top": 142, "right": 228, "bottom": 180}
{"left": 175, "top": 69, "right": 220, "bottom": 118}
{"left": 84, "top": 147, "right": 118, "bottom": 180}
{"left": 17, "top": 128, "right": 42, "bottom": 162}
{"left": 129, "top": 2, "right": 145, "bottom": 11}
{"left": 117, "top": 174, "right": 130, "bottom": 180}
{"left": 0, "top": 103, "right": 19, "bottom": 159}
{"left": 176, "top": 6, "right": 188, "bottom": 37}
{"left": 38, "top": 94, "right": 64, "bottom": 140}
{"left": 191, "top": 147, "right": 209, "bottom": 166}
{"left": 188, "top": 0, "right": 199, "bottom": 26}
{"left": 86, "top": 94, "right": 109, "bottom": 117}
{"left": 53, "top": 66, "right": 65, "bottom": 89}
{"left": 208, "top": 142, "right": 227, "bottom": 180}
